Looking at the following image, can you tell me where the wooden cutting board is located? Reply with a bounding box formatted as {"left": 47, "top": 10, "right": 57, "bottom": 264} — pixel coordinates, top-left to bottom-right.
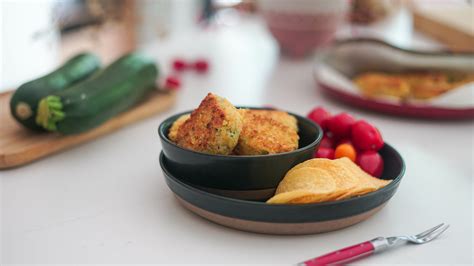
{"left": 413, "top": 6, "right": 474, "bottom": 52}
{"left": 0, "top": 90, "right": 176, "bottom": 169}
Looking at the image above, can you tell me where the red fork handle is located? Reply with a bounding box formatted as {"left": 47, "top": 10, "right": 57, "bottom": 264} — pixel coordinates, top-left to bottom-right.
{"left": 299, "top": 241, "right": 375, "bottom": 266}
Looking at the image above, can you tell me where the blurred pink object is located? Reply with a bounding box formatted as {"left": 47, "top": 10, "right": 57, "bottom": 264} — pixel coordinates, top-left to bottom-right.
{"left": 259, "top": 0, "right": 349, "bottom": 57}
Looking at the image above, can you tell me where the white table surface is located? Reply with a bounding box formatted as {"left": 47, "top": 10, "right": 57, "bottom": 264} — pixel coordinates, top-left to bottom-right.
{"left": 1, "top": 13, "right": 473, "bottom": 265}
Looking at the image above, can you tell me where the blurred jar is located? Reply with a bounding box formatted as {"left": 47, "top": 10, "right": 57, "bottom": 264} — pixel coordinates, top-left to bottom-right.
{"left": 1, "top": 1, "right": 59, "bottom": 90}
{"left": 350, "top": 0, "right": 396, "bottom": 24}
{"left": 258, "top": 0, "right": 349, "bottom": 57}
{"left": 56, "top": 0, "right": 137, "bottom": 64}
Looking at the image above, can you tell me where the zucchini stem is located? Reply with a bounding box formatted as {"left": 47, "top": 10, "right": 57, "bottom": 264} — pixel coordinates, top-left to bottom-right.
{"left": 36, "top": 96, "right": 65, "bottom": 131}
{"left": 15, "top": 102, "right": 33, "bottom": 120}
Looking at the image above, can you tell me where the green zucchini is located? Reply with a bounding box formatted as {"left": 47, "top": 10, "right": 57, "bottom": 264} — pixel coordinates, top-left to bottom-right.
{"left": 10, "top": 53, "right": 101, "bottom": 131}
{"left": 36, "top": 53, "right": 159, "bottom": 135}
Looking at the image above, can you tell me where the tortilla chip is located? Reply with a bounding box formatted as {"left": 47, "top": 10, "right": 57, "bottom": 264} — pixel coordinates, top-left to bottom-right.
{"left": 267, "top": 157, "right": 391, "bottom": 204}
{"left": 285, "top": 158, "right": 359, "bottom": 198}
{"left": 275, "top": 167, "right": 337, "bottom": 194}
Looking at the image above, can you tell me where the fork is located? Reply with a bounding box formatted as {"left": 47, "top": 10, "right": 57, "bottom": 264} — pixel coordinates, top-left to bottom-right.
{"left": 298, "top": 223, "right": 449, "bottom": 266}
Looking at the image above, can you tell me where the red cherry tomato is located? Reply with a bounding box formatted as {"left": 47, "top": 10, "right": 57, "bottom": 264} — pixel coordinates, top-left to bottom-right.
{"left": 314, "top": 147, "right": 335, "bottom": 159}
{"left": 165, "top": 76, "right": 181, "bottom": 90}
{"left": 307, "top": 107, "right": 331, "bottom": 130}
{"left": 327, "top": 112, "right": 355, "bottom": 139}
{"left": 194, "top": 59, "right": 209, "bottom": 73}
{"left": 320, "top": 135, "right": 335, "bottom": 148}
{"left": 356, "top": 151, "right": 384, "bottom": 177}
{"left": 336, "top": 138, "right": 352, "bottom": 146}
{"left": 172, "top": 59, "right": 188, "bottom": 72}
{"left": 351, "top": 120, "right": 384, "bottom": 151}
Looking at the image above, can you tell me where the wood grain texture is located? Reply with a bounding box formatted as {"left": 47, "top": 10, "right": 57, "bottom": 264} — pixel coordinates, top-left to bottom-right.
{"left": 413, "top": 9, "right": 474, "bottom": 52}
{"left": 0, "top": 90, "right": 176, "bottom": 169}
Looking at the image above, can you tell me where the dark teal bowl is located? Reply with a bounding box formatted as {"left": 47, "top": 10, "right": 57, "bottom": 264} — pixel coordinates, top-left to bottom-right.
{"left": 158, "top": 108, "right": 323, "bottom": 190}
{"left": 159, "top": 143, "right": 405, "bottom": 234}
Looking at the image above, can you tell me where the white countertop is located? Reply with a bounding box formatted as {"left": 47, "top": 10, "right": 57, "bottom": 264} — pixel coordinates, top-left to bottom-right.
{"left": 1, "top": 13, "right": 473, "bottom": 265}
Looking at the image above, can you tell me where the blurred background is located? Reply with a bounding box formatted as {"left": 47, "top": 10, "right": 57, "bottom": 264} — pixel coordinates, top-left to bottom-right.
{"left": 1, "top": 0, "right": 473, "bottom": 92}
{"left": 2, "top": 2, "right": 473, "bottom": 264}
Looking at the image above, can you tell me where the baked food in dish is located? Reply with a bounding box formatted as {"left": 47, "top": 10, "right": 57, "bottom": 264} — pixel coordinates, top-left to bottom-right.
{"left": 354, "top": 71, "right": 474, "bottom": 101}
{"left": 174, "top": 93, "right": 243, "bottom": 155}
{"left": 168, "top": 93, "right": 299, "bottom": 156}
{"left": 233, "top": 109, "right": 299, "bottom": 155}
{"left": 168, "top": 114, "right": 190, "bottom": 142}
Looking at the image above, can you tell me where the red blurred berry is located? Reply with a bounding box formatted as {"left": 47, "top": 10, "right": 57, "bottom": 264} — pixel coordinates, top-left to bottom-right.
{"left": 172, "top": 59, "right": 188, "bottom": 72}
{"left": 327, "top": 112, "right": 356, "bottom": 139}
{"left": 325, "top": 130, "right": 336, "bottom": 139}
{"left": 336, "top": 138, "right": 352, "bottom": 146}
{"left": 320, "top": 135, "right": 335, "bottom": 148}
{"left": 351, "top": 120, "right": 384, "bottom": 151}
{"left": 307, "top": 107, "right": 332, "bottom": 130}
{"left": 356, "top": 151, "right": 384, "bottom": 177}
{"left": 165, "top": 76, "right": 181, "bottom": 90}
{"left": 194, "top": 59, "right": 209, "bottom": 73}
{"left": 314, "top": 147, "right": 335, "bottom": 159}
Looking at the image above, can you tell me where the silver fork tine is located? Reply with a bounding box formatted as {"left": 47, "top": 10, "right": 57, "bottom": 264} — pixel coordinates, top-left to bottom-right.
{"left": 415, "top": 223, "right": 445, "bottom": 238}
{"left": 420, "top": 224, "right": 449, "bottom": 243}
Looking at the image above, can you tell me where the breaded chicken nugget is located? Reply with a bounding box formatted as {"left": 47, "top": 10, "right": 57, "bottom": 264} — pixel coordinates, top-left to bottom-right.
{"left": 238, "top": 109, "right": 298, "bottom": 132}
{"left": 234, "top": 110, "right": 299, "bottom": 155}
{"left": 168, "top": 114, "right": 190, "bottom": 142}
{"left": 176, "top": 93, "right": 242, "bottom": 155}
{"left": 262, "top": 109, "right": 298, "bottom": 132}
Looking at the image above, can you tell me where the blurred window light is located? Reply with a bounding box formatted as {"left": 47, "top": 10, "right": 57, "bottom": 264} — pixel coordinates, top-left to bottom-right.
{"left": 215, "top": 8, "right": 241, "bottom": 26}
{"left": 214, "top": 0, "right": 242, "bottom": 7}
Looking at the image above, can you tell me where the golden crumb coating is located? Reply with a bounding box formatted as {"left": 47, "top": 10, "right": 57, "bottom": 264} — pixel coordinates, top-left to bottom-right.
{"left": 175, "top": 93, "right": 243, "bottom": 155}
{"left": 402, "top": 72, "right": 474, "bottom": 100}
{"left": 354, "top": 71, "right": 474, "bottom": 101}
{"left": 238, "top": 109, "right": 298, "bottom": 132}
{"left": 168, "top": 114, "right": 190, "bottom": 142}
{"left": 354, "top": 73, "right": 410, "bottom": 100}
{"left": 234, "top": 109, "right": 299, "bottom": 155}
